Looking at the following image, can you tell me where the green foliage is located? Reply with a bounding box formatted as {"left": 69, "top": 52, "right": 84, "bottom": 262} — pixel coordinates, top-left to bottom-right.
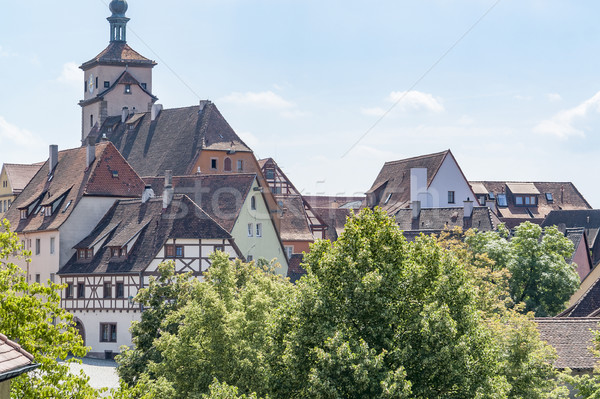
{"left": 115, "top": 210, "right": 567, "bottom": 398}
{"left": 466, "top": 221, "right": 579, "bottom": 316}
{"left": 0, "top": 219, "right": 101, "bottom": 398}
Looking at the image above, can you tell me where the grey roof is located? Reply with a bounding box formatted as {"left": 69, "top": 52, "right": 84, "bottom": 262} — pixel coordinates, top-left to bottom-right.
{"left": 97, "top": 102, "right": 252, "bottom": 177}
{"left": 395, "top": 206, "right": 499, "bottom": 233}
{"left": 536, "top": 318, "right": 600, "bottom": 370}
{"left": 59, "top": 195, "right": 232, "bottom": 275}
{"left": 543, "top": 210, "right": 600, "bottom": 248}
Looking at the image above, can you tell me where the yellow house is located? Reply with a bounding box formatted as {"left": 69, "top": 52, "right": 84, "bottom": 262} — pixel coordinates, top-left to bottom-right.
{"left": 0, "top": 164, "right": 42, "bottom": 220}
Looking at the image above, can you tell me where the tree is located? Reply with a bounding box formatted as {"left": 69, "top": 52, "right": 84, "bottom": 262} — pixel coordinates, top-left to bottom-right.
{"left": 466, "top": 222, "right": 579, "bottom": 316}
{"left": 115, "top": 252, "right": 292, "bottom": 398}
{"left": 0, "top": 220, "right": 101, "bottom": 398}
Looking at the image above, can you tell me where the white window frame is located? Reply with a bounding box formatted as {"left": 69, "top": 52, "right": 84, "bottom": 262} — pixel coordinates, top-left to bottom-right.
{"left": 247, "top": 223, "right": 253, "bottom": 237}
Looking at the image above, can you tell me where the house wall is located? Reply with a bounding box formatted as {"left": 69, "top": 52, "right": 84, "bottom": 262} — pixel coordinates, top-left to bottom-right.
{"left": 573, "top": 240, "right": 592, "bottom": 282}
{"left": 283, "top": 240, "right": 311, "bottom": 255}
{"left": 193, "top": 150, "right": 259, "bottom": 175}
{"left": 61, "top": 238, "right": 239, "bottom": 355}
{"left": 14, "top": 231, "right": 60, "bottom": 285}
{"left": 0, "top": 380, "right": 10, "bottom": 399}
{"left": 231, "top": 179, "right": 288, "bottom": 275}
{"left": 59, "top": 197, "right": 122, "bottom": 269}
{"left": 0, "top": 167, "right": 15, "bottom": 220}
{"left": 428, "top": 155, "right": 478, "bottom": 208}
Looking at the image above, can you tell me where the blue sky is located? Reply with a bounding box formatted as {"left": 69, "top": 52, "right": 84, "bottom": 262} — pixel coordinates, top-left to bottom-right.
{"left": 2, "top": 1, "right": 600, "bottom": 206}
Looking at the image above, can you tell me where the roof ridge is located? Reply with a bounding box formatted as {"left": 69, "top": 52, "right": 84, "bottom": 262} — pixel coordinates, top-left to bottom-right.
{"left": 0, "top": 333, "right": 34, "bottom": 362}
{"left": 384, "top": 150, "right": 449, "bottom": 166}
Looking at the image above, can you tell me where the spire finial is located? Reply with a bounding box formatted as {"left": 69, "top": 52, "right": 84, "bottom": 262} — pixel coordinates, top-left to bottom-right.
{"left": 107, "top": 0, "right": 130, "bottom": 42}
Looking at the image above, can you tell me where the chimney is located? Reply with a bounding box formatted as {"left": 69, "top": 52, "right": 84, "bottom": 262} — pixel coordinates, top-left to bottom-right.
{"left": 164, "top": 170, "right": 173, "bottom": 187}
{"left": 199, "top": 100, "right": 210, "bottom": 111}
{"left": 121, "top": 107, "right": 129, "bottom": 123}
{"left": 151, "top": 104, "right": 163, "bottom": 121}
{"left": 411, "top": 200, "right": 421, "bottom": 230}
{"left": 86, "top": 136, "right": 95, "bottom": 169}
{"left": 49, "top": 145, "right": 58, "bottom": 174}
{"left": 463, "top": 198, "right": 474, "bottom": 229}
{"left": 410, "top": 168, "right": 428, "bottom": 204}
{"left": 487, "top": 198, "right": 497, "bottom": 214}
{"left": 163, "top": 184, "right": 174, "bottom": 209}
{"left": 463, "top": 198, "right": 474, "bottom": 218}
{"left": 142, "top": 185, "right": 155, "bottom": 204}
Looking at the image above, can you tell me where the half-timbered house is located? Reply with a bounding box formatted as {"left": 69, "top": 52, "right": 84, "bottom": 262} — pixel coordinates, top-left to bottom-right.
{"left": 58, "top": 192, "right": 240, "bottom": 358}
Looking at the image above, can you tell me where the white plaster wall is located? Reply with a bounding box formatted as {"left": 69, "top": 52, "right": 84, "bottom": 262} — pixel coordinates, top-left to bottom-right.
{"left": 83, "top": 65, "right": 153, "bottom": 102}
{"left": 14, "top": 231, "right": 60, "bottom": 284}
{"left": 72, "top": 310, "right": 140, "bottom": 355}
{"left": 104, "top": 87, "right": 153, "bottom": 118}
{"left": 428, "top": 155, "right": 478, "bottom": 208}
{"left": 59, "top": 197, "right": 120, "bottom": 269}
{"left": 231, "top": 180, "right": 288, "bottom": 275}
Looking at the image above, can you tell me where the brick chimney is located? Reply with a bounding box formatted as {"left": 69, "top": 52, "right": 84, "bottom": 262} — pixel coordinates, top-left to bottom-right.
{"left": 163, "top": 170, "right": 174, "bottom": 209}
{"left": 49, "top": 145, "right": 58, "bottom": 174}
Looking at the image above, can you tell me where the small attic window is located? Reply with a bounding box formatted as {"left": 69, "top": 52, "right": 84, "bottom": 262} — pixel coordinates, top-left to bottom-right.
{"left": 384, "top": 193, "right": 393, "bottom": 204}
{"left": 112, "top": 170, "right": 119, "bottom": 178}
{"left": 141, "top": 83, "right": 147, "bottom": 90}
{"left": 124, "top": 84, "right": 131, "bottom": 94}
{"left": 104, "top": 81, "right": 110, "bottom": 88}
{"left": 545, "top": 193, "right": 553, "bottom": 202}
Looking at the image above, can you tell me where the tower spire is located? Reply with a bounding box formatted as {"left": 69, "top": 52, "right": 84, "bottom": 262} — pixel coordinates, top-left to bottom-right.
{"left": 107, "top": 0, "right": 130, "bottom": 42}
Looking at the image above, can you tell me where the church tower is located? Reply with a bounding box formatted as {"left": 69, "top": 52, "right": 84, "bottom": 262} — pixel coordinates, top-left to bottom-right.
{"left": 79, "top": 0, "right": 157, "bottom": 144}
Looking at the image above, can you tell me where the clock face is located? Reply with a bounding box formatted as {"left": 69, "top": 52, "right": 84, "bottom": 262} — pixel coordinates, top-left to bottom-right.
{"left": 89, "top": 74, "right": 94, "bottom": 95}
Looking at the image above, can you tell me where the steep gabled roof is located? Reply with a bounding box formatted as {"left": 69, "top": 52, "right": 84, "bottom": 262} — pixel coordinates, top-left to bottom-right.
{"left": 3, "top": 142, "right": 144, "bottom": 233}
{"left": 2, "top": 163, "right": 43, "bottom": 195}
{"left": 0, "top": 333, "right": 38, "bottom": 383}
{"left": 144, "top": 174, "right": 256, "bottom": 233}
{"left": 536, "top": 318, "right": 600, "bottom": 371}
{"left": 278, "top": 195, "right": 314, "bottom": 242}
{"left": 80, "top": 42, "right": 156, "bottom": 70}
{"left": 366, "top": 150, "right": 451, "bottom": 211}
{"left": 59, "top": 195, "right": 232, "bottom": 275}
{"left": 79, "top": 70, "right": 157, "bottom": 107}
{"left": 559, "top": 273, "right": 600, "bottom": 318}
{"left": 98, "top": 102, "right": 252, "bottom": 177}
{"left": 395, "top": 207, "right": 498, "bottom": 232}
{"left": 543, "top": 209, "right": 600, "bottom": 249}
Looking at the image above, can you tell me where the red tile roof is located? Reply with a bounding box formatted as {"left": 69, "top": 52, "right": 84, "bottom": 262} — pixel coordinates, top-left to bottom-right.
{"left": 4, "top": 142, "right": 145, "bottom": 233}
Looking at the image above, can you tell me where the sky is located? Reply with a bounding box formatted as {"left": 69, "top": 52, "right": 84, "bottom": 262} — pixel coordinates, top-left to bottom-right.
{"left": 1, "top": 1, "right": 600, "bottom": 206}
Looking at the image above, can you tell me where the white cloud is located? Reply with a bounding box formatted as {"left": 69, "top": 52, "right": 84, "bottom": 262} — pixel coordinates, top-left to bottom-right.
{"left": 57, "top": 62, "right": 82, "bottom": 86}
{"left": 547, "top": 93, "right": 562, "bottom": 102}
{"left": 0, "top": 116, "right": 38, "bottom": 146}
{"left": 362, "top": 90, "right": 444, "bottom": 116}
{"left": 220, "top": 91, "right": 294, "bottom": 110}
{"left": 534, "top": 91, "right": 600, "bottom": 139}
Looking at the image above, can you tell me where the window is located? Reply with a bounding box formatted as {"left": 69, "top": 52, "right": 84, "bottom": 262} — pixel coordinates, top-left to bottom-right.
{"left": 103, "top": 282, "right": 112, "bottom": 298}
{"left": 285, "top": 246, "right": 293, "bottom": 259}
{"left": 43, "top": 206, "right": 52, "bottom": 217}
{"left": 77, "top": 283, "right": 85, "bottom": 299}
{"left": 210, "top": 158, "right": 218, "bottom": 170}
{"left": 35, "top": 239, "right": 40, "bottom": 255}
{"left": 488, "top": 192, "right": 495, "bottom": 200}
{"left": 546, "top": 193, "right": 554, "bottom": 202}
{"left": 256, "top": 223, "right": 262, "bottom": 237}
{"left": 525, "top": 196, "right": 536, "bottom": 206}
{"left": 497, "top": 194, "right": 508, "bottom": 207}
{"left": 124, "top": 84, "right": 131, "bottom": 94}
{"left": 111, "top": 247, "right": 120, "bottom": 258}
{"left": 50, "top": 237, "right": 55, "bottom": 254}
{"left": 515, "top": 196, "right": 523, "bottom": 205}
{"left": 35, "top": 274, "right": 41, "bottom": 284}
{"left": 112, "top": 170, "right": 119, "bottom": 178}
{"left": 248, "top": 223, "right": 254, "bottom": 237}
{"left": 237, "top": 160, "right": 243, "bottom": 172}
{"left": 478, "top": 195, "right": 486, "bottom": 205}
{"left": 66, "top": 283, "right": 74, "bottom": 298}
{"left": 90, "top": 114, "right": 94, "bottom": 128}
{"left": 116, "top": 282, "right": 124, "bottom": 299}
{"left": 448, "top": 191, "right": 455, "bottom": 204}
{"left": 251, "top": 196, "right": 256, "bottom": 210}
{"left": 100, "top": 323, "right": 117, "bottom": 342}
{"left": 224, "top": 158, "right": 232, "bottom": 172}
{"left": 50, "top": 273, "right": 55, "bottom": 283}
{"left": 78, "top": 249, "right": 86, "bottom": 260}
{"left": 165, "top": 245, "right": 183, "bottom": 258}
{"left": 87, "top": 249, "right": 94, "bottom": 259}
{"left": 141, "top": 83, "right": 147, "bottom": 90}
{"left": 20, "top": 209, "right": 27, "bottom": 219}
{"left": 95, "top": 77, "right": 98, "bottom": 89}
{"left": 384, "top": 193, "right": 393, "bottom": 204}
{"left": 63, "top": 200, "right": 72, "bottom": 212}
{"left": 7, "top": 200, "right": 10, "bottom": 209}
{"left": 104, "top": 81, "right": 110, "bottom": 88}
{"left": 265, "top": 169, "right": 275, "bottom": 180}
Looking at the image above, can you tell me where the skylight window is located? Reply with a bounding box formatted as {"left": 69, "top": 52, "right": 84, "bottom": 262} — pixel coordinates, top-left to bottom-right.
{"left": 545, "top": 193, "right": 553, "bottom": 202}
{"left": 497, "top": 194, "right": 507, "bottom": 207}
{"left": 63, "top": 200, "right": 72, "bottom": 213}
{"left": 384, "top": 193, "right": 393, "bottom": 204}
{"left": 488, "top": 192, "right": 495, "bottom": 200}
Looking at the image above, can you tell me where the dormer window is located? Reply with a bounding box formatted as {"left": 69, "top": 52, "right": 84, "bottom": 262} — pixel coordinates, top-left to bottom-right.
{"left": 497, "top": 194, "right": 508, "bottom": 207}
{"left": 43, "top": 206, "right": 52, "bottom": 217}
{"left": 20, "top": 209, "right": 27, "bottom": 219}
{"left": 78, "top": 248, "right": 93, "bottom": 260}
{"left": 514, "top": 195, "right": 537, "bottom": 207}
